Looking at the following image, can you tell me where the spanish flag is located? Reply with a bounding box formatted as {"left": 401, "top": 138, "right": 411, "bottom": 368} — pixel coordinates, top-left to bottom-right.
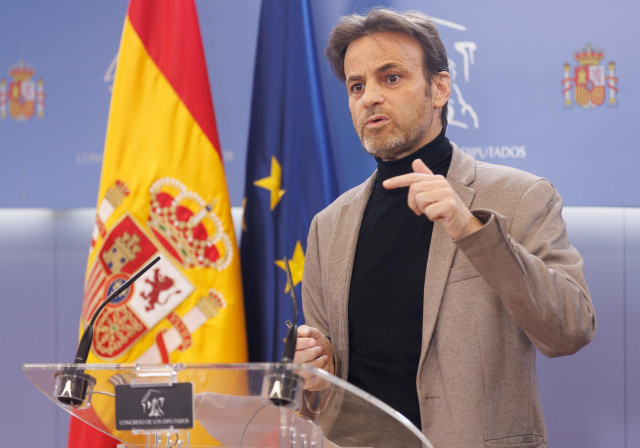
{"left": 68, "top": 1, "right": 247, "bottom": 446}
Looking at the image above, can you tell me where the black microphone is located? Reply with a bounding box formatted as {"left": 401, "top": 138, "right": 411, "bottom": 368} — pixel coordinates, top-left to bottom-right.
{"left": 280, "top": 257, "right": 298, "bottom": 363}
{"left": 263, "top": 257, "right": 302, "bottom": 408}
{"left": 55, "top": 255, "right": 161, "bottom": 408}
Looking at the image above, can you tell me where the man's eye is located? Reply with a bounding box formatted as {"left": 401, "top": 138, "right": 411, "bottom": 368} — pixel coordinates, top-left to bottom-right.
{"left": 351, "top": 83, "right": 364, "bottom": 93}
{"left": 387, "top": 74, "right": 399, "bottom": 83}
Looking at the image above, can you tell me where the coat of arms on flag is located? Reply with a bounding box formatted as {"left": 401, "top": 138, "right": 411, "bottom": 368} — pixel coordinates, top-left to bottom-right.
{"left": 562, "top": 43, "right": 618, "bottom": 108}
{"left": 0, "top": 60, "right": 45, "bottom": 120}
{"left": 83, "top": 176, "right": 240, "bottom": 365}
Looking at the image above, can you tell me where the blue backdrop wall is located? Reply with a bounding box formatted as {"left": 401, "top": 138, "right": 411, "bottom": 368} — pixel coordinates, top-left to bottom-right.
{"left": 0, "top": 1, "right": 637, "bottom": 447}
{"left": 1, "top": 0, "right": 637, "bottom": 208}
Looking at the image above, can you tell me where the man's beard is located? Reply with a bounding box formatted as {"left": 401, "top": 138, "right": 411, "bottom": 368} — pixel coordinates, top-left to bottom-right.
{"left": 359, "top": 114, "right": 430, "bottom": 161}
{"left": 360, "top": 121, "right": 428, "bottom": 161}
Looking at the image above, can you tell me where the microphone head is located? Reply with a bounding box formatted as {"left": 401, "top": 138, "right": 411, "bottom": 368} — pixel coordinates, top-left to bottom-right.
{"left": 54, "top": 370, "right": 96, "bottom": 409}
{"left": 73, "top": 325, "right": 94, "bottom": 364}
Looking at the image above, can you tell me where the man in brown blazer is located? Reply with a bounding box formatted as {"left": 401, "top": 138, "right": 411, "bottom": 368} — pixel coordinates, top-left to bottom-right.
{"left": 293, "top": 8, "right": 596, "bottom": 448}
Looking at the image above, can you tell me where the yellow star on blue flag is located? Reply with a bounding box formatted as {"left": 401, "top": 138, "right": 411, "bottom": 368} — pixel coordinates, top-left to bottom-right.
{"left": 253, "top": 156, "right": 285, "bottom": 210}
{"left": 275, "top": 241, "right": 305, "bottom": 293}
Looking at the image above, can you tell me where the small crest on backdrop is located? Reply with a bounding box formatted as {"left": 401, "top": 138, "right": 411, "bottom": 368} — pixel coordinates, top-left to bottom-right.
{"left": 562, "top": 44, "right": 618, "bottom": 108}
{"left": 0, "top": 60, "right": 45, "bottom": 121}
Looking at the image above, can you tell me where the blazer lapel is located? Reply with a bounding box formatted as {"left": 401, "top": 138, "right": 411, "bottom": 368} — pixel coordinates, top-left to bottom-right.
{"left": 418, "top": 145, "right": 477, "bottom": 370}
{"left": 325, "top": 174, "right": 375, "bottom": 376}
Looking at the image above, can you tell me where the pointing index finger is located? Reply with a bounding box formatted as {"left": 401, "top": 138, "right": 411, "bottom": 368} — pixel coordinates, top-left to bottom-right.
{"left": 382, "top": 159, "right": 436, "bottom": 190}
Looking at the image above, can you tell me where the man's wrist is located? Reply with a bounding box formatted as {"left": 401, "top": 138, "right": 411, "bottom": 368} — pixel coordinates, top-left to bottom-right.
{"left": 454, "top": 210, "right": 493, "bottom": 242}
{"left": 463, "top": 216, "right": 484, "bottom": 238}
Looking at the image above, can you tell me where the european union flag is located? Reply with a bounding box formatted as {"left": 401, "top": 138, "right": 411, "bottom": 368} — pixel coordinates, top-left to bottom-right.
{"left": 241, "top": 0, "right": 338, "bottom": 362}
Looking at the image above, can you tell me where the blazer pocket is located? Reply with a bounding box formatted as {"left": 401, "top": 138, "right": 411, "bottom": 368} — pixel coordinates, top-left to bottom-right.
{"left": 446, "top": 262, "right": 481, "bottom": 285}
{"left": 483, "top": 434, "right": 545, "bottom": 448}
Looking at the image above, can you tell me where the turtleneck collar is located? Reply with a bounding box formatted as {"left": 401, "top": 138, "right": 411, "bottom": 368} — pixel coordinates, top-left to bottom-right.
{"left": 375, "top": 127, "right": 452, "bottom": 188}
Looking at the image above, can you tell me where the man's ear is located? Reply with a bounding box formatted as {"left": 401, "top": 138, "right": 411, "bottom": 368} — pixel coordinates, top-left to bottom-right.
{"left": 431, "top": 72, "right": 451, "bottom": 108}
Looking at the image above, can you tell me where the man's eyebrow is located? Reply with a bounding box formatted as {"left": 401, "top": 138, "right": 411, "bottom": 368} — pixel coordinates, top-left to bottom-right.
{"left": 346, "top": 63, "right": 403, "bottom": 85}
{"left": 345, "top": 73, "right": 364, "bottom": 85}
{"left": 375, "top": 63, "right": 401, "bottom": 75}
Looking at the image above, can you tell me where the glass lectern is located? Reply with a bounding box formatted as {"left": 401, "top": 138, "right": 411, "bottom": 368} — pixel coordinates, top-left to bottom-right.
{"left": 23, "top": 363, "right": 433, "bottom": 448}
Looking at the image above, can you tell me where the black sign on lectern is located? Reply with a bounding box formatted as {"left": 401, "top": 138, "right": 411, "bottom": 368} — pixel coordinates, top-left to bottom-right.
{"left": 115, "top": 383, "right": 193, "bottom": 431}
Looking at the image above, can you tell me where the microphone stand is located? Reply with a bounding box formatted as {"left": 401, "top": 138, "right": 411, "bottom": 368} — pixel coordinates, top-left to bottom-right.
{"left": 54, "top": 256, "right": 161, "bottom": 408}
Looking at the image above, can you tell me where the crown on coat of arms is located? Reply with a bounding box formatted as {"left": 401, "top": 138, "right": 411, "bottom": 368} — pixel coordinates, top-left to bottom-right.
{"left": 197, "top": 289, "right": 228, "bottom": 320}
{"left": 9, "top": 61, "right": 35, "bottom": 81}
{"left": 147, "top": 178, "right": 233, "bottom": 270}
{"left": 105, "top": 180, "right": 130, "bottom": 207}
{"left": 574, "top": 44, "right": 604, "bottom": 66}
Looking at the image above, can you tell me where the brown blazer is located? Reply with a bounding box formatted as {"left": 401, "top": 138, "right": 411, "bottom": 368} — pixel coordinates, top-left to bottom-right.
{"left": 302, "top": 144, "right": 596, "bottom": 448}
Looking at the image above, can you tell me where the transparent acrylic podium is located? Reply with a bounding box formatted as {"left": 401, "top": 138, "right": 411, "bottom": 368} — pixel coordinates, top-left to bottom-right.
{"left": 23, "top": 363, "right": 433, "bottom": 448}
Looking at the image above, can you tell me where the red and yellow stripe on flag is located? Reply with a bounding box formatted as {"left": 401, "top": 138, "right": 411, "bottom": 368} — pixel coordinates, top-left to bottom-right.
{"left": 68, "top": 1, "right": 247, "bottom": 446}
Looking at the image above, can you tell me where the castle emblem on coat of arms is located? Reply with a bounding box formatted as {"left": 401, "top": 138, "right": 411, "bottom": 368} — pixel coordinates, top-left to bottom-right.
{"left": 562, "top": 44, "right": 618, "bottom": 108}
{"left": 0, "top": 61, "right": 45, "bottom": 120}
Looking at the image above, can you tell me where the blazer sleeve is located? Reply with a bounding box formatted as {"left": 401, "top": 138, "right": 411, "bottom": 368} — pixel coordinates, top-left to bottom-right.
{"left": 454, "top": 178, "right": 596, "bottom": 357}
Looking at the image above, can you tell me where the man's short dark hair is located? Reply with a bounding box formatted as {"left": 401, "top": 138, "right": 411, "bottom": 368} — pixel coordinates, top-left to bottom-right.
{"left": 326, "top": 7, "right": 449, "bottom": 127}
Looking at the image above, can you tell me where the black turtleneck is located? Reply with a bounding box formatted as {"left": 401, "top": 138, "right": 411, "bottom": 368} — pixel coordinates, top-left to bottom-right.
{"left": 347, "top": 129, "right": 452, "bottom": 429}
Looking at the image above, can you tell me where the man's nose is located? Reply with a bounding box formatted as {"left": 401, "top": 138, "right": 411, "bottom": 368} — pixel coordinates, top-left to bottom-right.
{"left": 362, "top": 82, "right": 384, "bottom": 108}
